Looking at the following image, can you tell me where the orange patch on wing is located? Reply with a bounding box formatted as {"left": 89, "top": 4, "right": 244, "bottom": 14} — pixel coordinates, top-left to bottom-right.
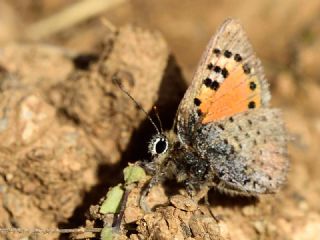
{"left": 198, "top": 63, "right": 261, "bottom": 123}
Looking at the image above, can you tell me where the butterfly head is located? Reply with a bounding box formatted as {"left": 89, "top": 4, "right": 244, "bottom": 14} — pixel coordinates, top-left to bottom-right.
{"left": 147, "top": 130, "right": 180, "bottom": 171}
{"left": 148, "top": 134, "right": 169, "bottom": 156}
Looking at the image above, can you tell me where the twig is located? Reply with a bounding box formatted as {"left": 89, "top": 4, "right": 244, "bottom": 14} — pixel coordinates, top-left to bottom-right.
{"left": 0, "top": 227, "right": 102, "bottom": 234}
{"left": 25, "top": 0, "right": 127, "bottom": 40}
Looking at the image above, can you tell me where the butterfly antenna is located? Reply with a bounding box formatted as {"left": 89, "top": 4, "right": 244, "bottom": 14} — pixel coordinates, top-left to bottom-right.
{"left": 112, "top": 75, "right": 160, "bottom": 134}
{"left": 153, "top": 106, "right": 163, "bottom": 133}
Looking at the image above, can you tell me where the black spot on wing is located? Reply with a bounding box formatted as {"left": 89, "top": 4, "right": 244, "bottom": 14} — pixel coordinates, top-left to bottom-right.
{"left": 203, "top": 78, "right": 212, "bottom": 87}
{"left": 234, "top": 53, "right": 242, "bottom": 62}
{"left": 213, "top": 48, "right": 221, "bottom": 55}
{"left": 203, "top": 78, "right": 220, "bottom": 90}
{"left": 248, "top": 101, "right": 256, "bottom": 109}
{"left": 194, "top": 98, "right": 201, "bottom": 106}
{"left": 211, "top": 80, "right": 220, "bottom": 90}
{"left": 243, "top": 63, "right": 251, "bottom": 74}
{"left": 249, "top": 81, "right": 256, "bottom": 90}
{"left": 221, "top": 68, "right": 229, "bottom": 78}
{"left": 213, "top": 66, "right": 221, "bottom": 73}
{"left": 224, "top": 50, "right": 232, "bottom": 58}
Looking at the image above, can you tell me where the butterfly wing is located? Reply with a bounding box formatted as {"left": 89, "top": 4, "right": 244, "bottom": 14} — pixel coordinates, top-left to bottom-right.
{"left": 191, "top": 108, "right": 288, "bottom": 194}
{"left": 175, "top": 19, "right": 288, "bottom": 194}
{"left": 176, "top": 19, "right": 270, "bottom": 144}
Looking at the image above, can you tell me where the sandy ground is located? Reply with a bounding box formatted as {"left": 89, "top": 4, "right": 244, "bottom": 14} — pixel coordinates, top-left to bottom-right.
{"left": 0, "top": 1, "right": 319, "bottom": 239}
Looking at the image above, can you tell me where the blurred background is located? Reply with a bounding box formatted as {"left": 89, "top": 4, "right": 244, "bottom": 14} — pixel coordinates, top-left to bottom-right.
{"left": 1, "top": 0, "right": 319, "bottom": 81}
{"left": 0, "top": 0, "right": 319, "bottom": 238}
{"left": 1, "top": 0, "right": 316, "bottom": 175}
{"left": 1, "top": 0, "right": 320, "bottom": 116}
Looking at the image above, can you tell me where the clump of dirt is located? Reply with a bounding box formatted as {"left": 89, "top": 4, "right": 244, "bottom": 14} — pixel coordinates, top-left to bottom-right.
{"left": 0, "top": 25, "right": 185, "bottom": 240}
{"left": 83, "top": 166, "right": 319, "bottom": 240}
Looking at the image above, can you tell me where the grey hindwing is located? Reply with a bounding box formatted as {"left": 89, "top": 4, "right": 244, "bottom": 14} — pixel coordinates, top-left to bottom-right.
{"left": 189, "top": 108, "right": 288, "bottom": 194}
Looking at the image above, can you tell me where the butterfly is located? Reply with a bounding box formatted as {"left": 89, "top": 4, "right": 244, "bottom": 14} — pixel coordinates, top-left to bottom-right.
{"left": 141, "top": 18, "right": 288, "bottom": 210}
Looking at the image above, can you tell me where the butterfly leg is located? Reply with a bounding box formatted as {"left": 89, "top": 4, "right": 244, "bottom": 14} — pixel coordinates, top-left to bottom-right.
{"left": 139, "top": 175, "right": 160, "bottom": 213}
{"left": 192, "top": 184, "right": 210, "bottom": 203}
{"left": 192, "top": 184, "right": 220, "bottom": 223}
{"left": 184, "top": 179, "right": 211, "bottom": 201}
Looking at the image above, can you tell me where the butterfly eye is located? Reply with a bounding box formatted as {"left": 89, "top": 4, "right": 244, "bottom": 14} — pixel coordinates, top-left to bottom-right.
{"left": 149, "top": 135, "right": 169, "bottom": 155}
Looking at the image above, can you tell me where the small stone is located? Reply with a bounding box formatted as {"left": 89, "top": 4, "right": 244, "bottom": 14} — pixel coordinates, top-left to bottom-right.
{"left": 170, "top": 195, "right": 198, "bottom": 211}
